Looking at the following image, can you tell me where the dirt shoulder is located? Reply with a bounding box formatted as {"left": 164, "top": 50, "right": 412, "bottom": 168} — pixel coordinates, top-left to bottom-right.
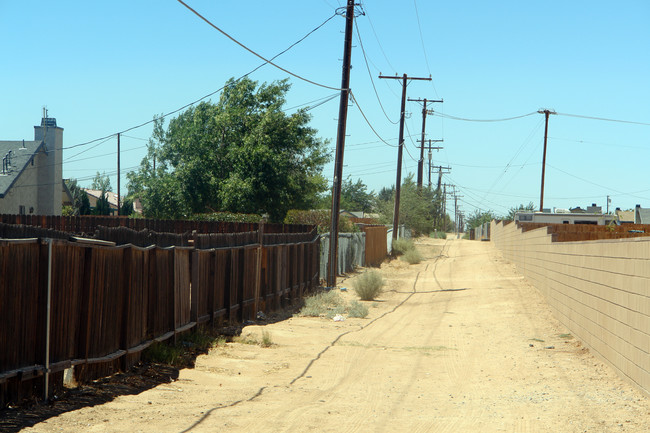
{"left": 18, "top": 238, "right": 650, "bottom": 432}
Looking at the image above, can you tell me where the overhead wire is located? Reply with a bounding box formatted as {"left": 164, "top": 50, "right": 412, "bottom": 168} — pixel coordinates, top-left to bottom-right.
{"left": 412, "top": 0, "right": 438, "bottom": 97}
{"left": 349, "top": 91, "right": 398, "bottom": 147}
{"left": 432, "top": 112, "right": 538, "bottom": 122}
{"left": 176, "top": 0, "right": 342, "bottom": 91}
{"left": 556, "top": 112, "right": 650, "bottom": 126}
{"left": 62, "top": 9, "right": 339, "bottom": 152}
{"left": 354, "top": 21, "right": 398, "bottom": 124}
{"left": 362, "top": 2, "right": 397, "bottom": 73}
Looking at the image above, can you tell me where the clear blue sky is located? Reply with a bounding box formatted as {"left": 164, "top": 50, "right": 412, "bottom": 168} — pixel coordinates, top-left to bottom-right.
{"left": 2, "top": 1, "right": 649, "bottom": 218}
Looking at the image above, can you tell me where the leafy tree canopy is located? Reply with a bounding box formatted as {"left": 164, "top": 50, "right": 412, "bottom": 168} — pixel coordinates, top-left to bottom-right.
{"left": 127, "top": 78, "right": 330, "bottom": 221}
{"left": 318, "top": 176, "right": 375, "bottom": 212}
{"left": 466, "top": 209, "right": 497, "bottom": 229}
{"left": 507, "top": 201, "right": 536, "bottom": 220}
{"left": 91, "top": 171, "right": 112, "bottom": 192}
{"left": 375, "top": 173, "right": 444, "bottom": 236}
{"left": 64, "top": 178, "right": 91, "bottom": 216}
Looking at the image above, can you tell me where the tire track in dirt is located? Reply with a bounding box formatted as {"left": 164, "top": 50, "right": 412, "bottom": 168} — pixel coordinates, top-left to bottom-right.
{"left": 189, "top": 241, "right": 451, "bottom": 432}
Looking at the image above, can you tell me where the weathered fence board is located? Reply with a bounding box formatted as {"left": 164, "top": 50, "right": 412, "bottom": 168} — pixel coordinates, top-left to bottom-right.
{"left": 0, "top": 221, "right": 319, "bottom": 407}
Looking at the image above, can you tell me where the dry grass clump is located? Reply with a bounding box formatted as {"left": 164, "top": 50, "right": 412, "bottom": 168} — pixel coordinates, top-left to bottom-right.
{"left": 299, "top": 289, "right": 370, "bottom": 319}
{"left": 347, "top": 300, "right": 369, "bottom": 318}
{"left": 353, "top": 270, "right": 384, "bottom": 301}
{"left": 401, "top": 248, "right": 423, "bottom": 264}
{"left": 300, "top": 290, "right": 347, "bottom": 318}
{"left": 392, "top": 238, "right": 414, "bottom": 256}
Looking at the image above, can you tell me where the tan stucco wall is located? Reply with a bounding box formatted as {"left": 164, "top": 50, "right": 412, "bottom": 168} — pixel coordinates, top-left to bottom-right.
{"left": 491, "top": 220, "right": 650, "bottom": 394}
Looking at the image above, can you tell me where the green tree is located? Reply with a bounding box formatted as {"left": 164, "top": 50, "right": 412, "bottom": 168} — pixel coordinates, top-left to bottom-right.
{"left": 127, "top": 78, "right": 330, "bottom": 221}
{"left": 507, "top": 201, "right": 536, "bottom": 220}
{"left": 91, "top": 171, "right": 112, "bottom": 192}
{"left": 65, "top": 178, "right": 91, "bottom": 215}
{"left": 93, "top": 192, "right": 112, "bottom": 215}
{"left": 318, "top": 177, "right": 375, "bottom": 212}
{"left": 375, "top": 174, "right": 442, "bottom": 236}
{"left": 466, "top": 209, "right": 497, "bottom": 229}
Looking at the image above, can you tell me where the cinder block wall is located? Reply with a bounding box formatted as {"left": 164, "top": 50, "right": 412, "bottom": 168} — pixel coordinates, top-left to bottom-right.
{"left": 491, "top": 220, "right": 650, "bottom": 394}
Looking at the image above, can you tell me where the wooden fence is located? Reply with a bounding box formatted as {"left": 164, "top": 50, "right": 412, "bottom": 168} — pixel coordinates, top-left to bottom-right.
{"left": 0, "top": 226, "right": 319, "bottom": 407}
{"left": 0, "top": 214, "right": 313, "bottom": 236}
{"left": 359, "top": 225, "right": 388, "bottom": 266}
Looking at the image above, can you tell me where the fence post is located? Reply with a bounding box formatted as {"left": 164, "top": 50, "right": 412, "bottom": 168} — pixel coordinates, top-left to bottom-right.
{"left": 190, "top": 249, "right": 199, "bottom": 324}
{"left": 254, "top": 221, "right": 264, "bottom": 316}
{"left": 44, "top": 238, "right": 53, "bottom": 402}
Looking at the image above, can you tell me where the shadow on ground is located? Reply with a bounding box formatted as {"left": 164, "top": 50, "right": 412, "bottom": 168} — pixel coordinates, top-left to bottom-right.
{"left": 0, "top": 309, "right": 297, "bottom": 432}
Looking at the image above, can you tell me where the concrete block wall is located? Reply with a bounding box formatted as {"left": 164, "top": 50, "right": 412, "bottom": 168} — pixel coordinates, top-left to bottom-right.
{"left": 491, "top": 220, "right": 650, "bottom": 393}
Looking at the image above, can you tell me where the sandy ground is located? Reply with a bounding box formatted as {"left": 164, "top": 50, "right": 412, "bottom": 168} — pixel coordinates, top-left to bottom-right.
{"left": 20, "top": 237, "right": 650, "bottom": 432}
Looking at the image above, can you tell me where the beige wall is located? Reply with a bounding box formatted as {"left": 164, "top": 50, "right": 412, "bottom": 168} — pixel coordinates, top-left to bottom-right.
{"left": 491, "top": 221, "right": 650, "bottom": 394}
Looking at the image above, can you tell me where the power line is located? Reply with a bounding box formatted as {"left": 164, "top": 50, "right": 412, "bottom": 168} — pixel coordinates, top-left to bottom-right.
{"left": 349, "top": 91, "right": 398, "bottom": 147}
{"left": 556, "top": 112, "right": 650, "bottom": 126}
{"left": 284, "top": 93, "right": 340, "bottom": 112}
{"left": 62, "top": 10, "right": 339, "bottom": 152}
{"left": 354, "top": 21, "right": 398, "bottom": 124}
{"left": 176, "top": 0, "right": 341, "bottom": 91}
{"left": 362, "top": 3, "right": 397, "bottom": 73}
{"left": 432, "top": 112, "right": 537, "bottom": 122}
{"left": 412, "top": 0, "right": 438, "bottom": 97}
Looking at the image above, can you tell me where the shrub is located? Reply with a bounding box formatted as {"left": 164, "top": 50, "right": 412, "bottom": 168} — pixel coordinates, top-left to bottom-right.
{"left": 430, "top": 231, "right": 446, "bottom": 239}
{"left": 300, "top": 290, "right": 347, "bottom": 317}
{"left": 353, "top": 270, "right": 384, "bottom": 301}
{"left": 347, "top": 300, "right": 369, "bottom": 318}
{"left": 392, "top": 237, "right": 415, "bottom": 256}
{"left": 261, "top": 330, "right": 273, "bottom": 348}
{"left": 190, "top": 212, "right": 262, "bottom": 223}
{"left": 142, "top": 342, "right": 185, "bottom": 366}
{"left": 284, "top": 209, "right": 358, "bottom": 234}
{"left": 401, "top": 248, "right": 423, "bottom": 264}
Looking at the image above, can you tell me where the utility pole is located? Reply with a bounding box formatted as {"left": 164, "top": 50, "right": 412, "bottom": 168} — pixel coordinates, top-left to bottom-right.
{"left": 421, "top": 139, "right": 443, "bottom": 188}
{"left": 379, "top": 74, "right": 431, "bottom": 242}
{"left": 454, "top": 194, "right": 463, "bottom": 235}
{"left": 117, "top": 133, "right": 121, "bottom": 216}
{"left": 327, "top": 0, "right": 355, "bottom": 288}
{"left": 538, "top": 109, "right": 556, "bottom": 212}
{"left": 430, "top": 164, "right": 450, "bottom": 191}
{"left": 442, "top": 184, "right": 455, "bottom": 232}
{"left": 407, "top": 98, "right": 443, "bottom": 189}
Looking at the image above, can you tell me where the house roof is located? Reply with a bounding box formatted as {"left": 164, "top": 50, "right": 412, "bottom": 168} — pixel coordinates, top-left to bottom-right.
{"left": 0, "top": 140, "right": 44, "bottom": 198}
{"left": 83, "top": 189, "right": 119, "bottom": 208}
{"left": 616, "top": 209, "right": 634, "bottom": 223}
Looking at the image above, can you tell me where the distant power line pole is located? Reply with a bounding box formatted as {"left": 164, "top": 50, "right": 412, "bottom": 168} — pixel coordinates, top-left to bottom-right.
{"left": 407, "top": 98, "right": 443, "bottom": 189}
{"left": 421, "top": 139, "right": 443, "bottom": 188}
{"left": 378, "top": 74, "right": 431, "bottom": 242}
{"left": 327, "top": 0, "right": 356, "bottom": 288}
{"left": 454, "top": 194, "right": 463, "bottom": 234}
{"left": 117, "top": 133, "right": 121, "bottom": 216}
{"left": 538, "top": 109, "right": 556, "bottom": 212}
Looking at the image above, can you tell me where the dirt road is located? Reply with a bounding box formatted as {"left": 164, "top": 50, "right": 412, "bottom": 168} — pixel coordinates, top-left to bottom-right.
{"left": 23, "top": 238, "right": 650, "bottom": 432}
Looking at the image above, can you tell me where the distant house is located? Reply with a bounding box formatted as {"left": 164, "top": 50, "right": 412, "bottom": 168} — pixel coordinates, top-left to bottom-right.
{"left": 615, "top": 208, "right": 635, "bottom": 224}
{"left": 515, "top": 209, "right": 617, "bottom": 225}
{"left": 83, "top": 189, "right": 119, "bottom": 216}
{"left": 634, "top": 205, "right": 650, "bottom": 224}
{"left": 0, "top": 116, "right": 63, "bottom": 215}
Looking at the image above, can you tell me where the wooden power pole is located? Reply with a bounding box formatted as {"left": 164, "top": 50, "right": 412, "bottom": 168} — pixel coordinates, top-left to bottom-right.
{"left": 408, "top": 98, "right": 443, "bottom": 189}
{"left": 538, "top": 109, "right": 556, "bottom": 211}
{"left": 327, "top": 0, "right": 355, "bottom": 287}
{"left": 378, "top": 74, "right": 431, "bottom": 243}
{"left": 117, "top": 133, "right": 121, "bottom": 216}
